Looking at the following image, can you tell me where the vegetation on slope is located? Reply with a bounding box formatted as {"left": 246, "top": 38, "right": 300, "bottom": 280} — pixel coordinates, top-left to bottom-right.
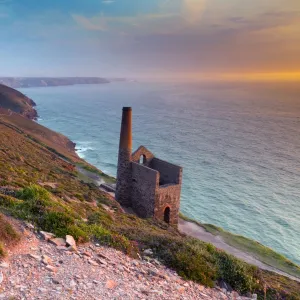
{"left": 0, "top": 84, "right": 37, "bottom": 119}
{"left": 0, "top": 107, "right": 299, "bottom": 299}
{"left": 0, "top": 213, "right": 20, "bottom": 257}
{"left": 180, "top": 214, "right": 300, "bottom": 279}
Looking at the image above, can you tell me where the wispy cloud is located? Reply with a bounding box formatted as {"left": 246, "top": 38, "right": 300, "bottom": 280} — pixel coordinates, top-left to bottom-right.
{"left": 102, "top": 0, "right": 115, "bottom": 4}
{"left": 72, "top": 12, "right": 179, "bottom": 33}
{"left": 72, "top": 14, "right": 107, "bottom": 31}
{"left": 182, "top": 0, "right": 206, "bottom": 24}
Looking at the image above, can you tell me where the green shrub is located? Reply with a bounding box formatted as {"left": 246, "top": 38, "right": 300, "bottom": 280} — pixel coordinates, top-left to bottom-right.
{"left": 88, "top": 211, "right": 113, "bottom": 228}
{"left": 67, "top": 224, "right": 89, "bottom": 243}
{"left": 16, "top": 184, "right": 50, "bottom": 202}
{"left": 0, "top": 194, "right": 21, "bottom": 209}
{"left": 215, "top": 251, "right": 258, "bottom": 294}
{"left": 0, "top": 242, "right": 5, "bottom": 257}
{"left": 0, "top": 213, "right": 20, "bottom": 257}
{"left": 90, "top": 224, "right": 138, "bottom": 256}
{"left": 38, "top": 211, "right": 74, "bottom": 237}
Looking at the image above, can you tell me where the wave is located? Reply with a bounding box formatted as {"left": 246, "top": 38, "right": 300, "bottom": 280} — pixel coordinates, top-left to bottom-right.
{"left": 75, "top": 141, "right": 95, "bottom": 158}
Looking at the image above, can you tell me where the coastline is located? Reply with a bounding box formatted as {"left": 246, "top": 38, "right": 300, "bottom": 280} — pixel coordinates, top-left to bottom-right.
{"left": 19, "top": 83, "right": 300, "bottom": 282}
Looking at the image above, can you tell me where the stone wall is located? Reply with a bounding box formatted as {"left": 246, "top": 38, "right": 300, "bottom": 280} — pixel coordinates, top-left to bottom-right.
{"left": 154, "top": 184, "right": 181, "bottom": 225}
{"left": 131, "top": 162, "right": 158, "bottom": 218}
{"left": 150, "top": 158, "right": 182, "bottom": 185}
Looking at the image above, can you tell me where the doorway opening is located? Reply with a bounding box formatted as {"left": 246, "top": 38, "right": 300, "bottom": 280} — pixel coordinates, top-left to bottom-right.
{"left": 164, "top": 207, "right": 170, "bottom": 224}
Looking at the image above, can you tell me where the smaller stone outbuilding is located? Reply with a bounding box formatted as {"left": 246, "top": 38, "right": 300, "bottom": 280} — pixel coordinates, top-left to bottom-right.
{"left": 116, "top": 107, "right": 183, "bottom": 226}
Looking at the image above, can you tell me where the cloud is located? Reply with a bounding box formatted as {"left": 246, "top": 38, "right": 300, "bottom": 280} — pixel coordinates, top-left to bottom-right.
{"left": 72, "top": 12, "right": 179, "bottom": 33}
{"left": 72, "top": 14, "right": 106, "bottom": 31}
{"left": 182, "top": 0, "right": 206, "bottom": 24}
{"left": 102, "top": 0, "right": 115, "bottom": 4}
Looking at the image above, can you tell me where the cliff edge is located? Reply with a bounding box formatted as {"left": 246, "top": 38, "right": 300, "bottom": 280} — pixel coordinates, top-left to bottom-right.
{"left": 0, "top": 84, "right": 38, "bottom": 120}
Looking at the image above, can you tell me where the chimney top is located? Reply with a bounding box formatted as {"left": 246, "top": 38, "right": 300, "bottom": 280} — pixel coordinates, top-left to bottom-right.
{"left": 123, "top": 107, "right": 132, "bottom": 111}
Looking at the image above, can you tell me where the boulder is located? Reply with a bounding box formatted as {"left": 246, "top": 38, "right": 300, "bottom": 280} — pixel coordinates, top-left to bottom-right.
{"left": 106, "top": 280, "right": 117, "bottom": 289}
{"left": 45, "top": 265, "right": 57, "bottom": 273}
{"left": 29, "top": 254, "right": 41, "bottom": 261}
{"left": 66, "top": 235, "right": 77, "bottom": 251}
{"left": 96, "top": 258, "right": 107, "bottom": 266}
{"left": 42, "top": 255, "right": 52, "bottom": 265}
{"left": 0, "top": 262, "right": 9, "bottom": 269}
{"left": 39, "top": 231, "right": 55, "bottom": 241}
{"left": 88, "top": 259, "right": 99, "bottom": 266}
{"left": 49, "top": 238, "right": 66, "bottom": 247}
{"left": 143, "top": 249, "right": 153, "bottom": 256}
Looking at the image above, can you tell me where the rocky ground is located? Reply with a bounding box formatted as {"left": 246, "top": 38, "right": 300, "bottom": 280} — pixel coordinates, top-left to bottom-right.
{"left": 0, "top": 222, "right": 256, "bottom": 300}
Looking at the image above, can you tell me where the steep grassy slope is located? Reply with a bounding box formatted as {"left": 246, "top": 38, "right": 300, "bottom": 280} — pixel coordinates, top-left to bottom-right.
{"left": 0, "top": 111, "right": 79, "bottom": 163}
{"left": 0, "top": 84, "right": 37, "bottom": 119}
{"left": 0, "top": 110, "right": 299, "bottom": 298}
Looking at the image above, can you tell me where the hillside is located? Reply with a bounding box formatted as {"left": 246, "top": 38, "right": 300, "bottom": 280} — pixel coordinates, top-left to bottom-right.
{"left": 0, "top": 88, "right": 299, "bottom": 299}
{"left": 0, "top": 84, "right": 37, "bottom": 119}
{"left": 0, "top": 77, "right": 110, "bottom": 88}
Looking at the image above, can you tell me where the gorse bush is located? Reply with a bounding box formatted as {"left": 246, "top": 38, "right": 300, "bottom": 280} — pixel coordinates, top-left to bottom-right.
{"left": 215, "top": 251, "right": 258, "bottom": 294}
{"left": 16, "top": 184, "right": 51, "bottom": 201}
{"left": 0, "top": 213, "right": 20, "bottom": 257}
{"left": 0, "top": 243, "right": 5, "bottom": 257}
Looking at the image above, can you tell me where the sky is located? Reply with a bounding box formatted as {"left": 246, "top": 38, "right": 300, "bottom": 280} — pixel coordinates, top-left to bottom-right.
{"left": 0, "top": 0, "right": 300, "bottom": 81}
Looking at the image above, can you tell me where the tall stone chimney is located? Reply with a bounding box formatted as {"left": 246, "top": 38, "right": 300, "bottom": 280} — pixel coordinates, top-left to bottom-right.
{"left": 115, "top": 107, "right": 132, "bottom": 206}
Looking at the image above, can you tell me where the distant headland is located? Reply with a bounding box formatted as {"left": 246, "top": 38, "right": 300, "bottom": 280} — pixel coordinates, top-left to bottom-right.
{"left": 0, "top": 77, "right": 127, "bottom": 89}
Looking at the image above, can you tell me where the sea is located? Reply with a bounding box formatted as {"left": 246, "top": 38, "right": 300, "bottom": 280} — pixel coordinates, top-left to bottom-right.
{"left": 20, "top": 81, "right": 300, "bottom": 265}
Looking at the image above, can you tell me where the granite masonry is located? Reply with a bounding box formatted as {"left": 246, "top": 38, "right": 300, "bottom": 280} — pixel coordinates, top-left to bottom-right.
{"left": 116, "top": 107, "right": 183, "bottom": 226}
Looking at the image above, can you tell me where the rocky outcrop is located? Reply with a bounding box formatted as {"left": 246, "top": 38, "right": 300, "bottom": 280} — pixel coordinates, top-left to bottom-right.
{"left": 0, "top": 84, "right": 38, "bottom": 120}
{"left": 21, "top": 107, "right": 38, "bottom": 120}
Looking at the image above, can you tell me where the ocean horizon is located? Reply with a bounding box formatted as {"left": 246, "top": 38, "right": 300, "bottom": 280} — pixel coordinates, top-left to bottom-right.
{"left": 20, "top": 81, "right": 300, "bottom": 265}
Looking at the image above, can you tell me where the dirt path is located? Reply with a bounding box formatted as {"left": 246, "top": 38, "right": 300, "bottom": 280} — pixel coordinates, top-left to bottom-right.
{"left": 179, "top": 219, "right": 300, "bottom": 283}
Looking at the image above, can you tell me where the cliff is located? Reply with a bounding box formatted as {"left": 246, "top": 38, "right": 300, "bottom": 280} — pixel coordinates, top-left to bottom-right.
{"left": 0, "top": 88, "right": 299, "bottom": 299}
{"left": 0, "top": 84, "right": 38, "bottom": 119}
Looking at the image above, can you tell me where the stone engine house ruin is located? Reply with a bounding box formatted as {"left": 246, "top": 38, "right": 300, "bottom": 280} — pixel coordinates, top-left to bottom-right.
{"left": 116, "top": 107, "right": 182, "bottom": 225}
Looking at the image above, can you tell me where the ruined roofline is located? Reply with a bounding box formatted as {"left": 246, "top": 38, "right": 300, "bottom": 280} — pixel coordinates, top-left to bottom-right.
{"left": 131, "top": 146, "right": 182, "bottom": 169}
{"left": 151, "top": 157, "right": 183, "bottom": 170}
{"left": 131, "top": 145, "right": 155, "bottom": 163}
{"left": 131, "top": 161, "right": 181, "bottom": 188}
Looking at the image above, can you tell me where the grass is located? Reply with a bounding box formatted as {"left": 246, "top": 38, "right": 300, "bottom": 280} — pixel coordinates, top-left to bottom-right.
{"left": 180, "top": 213, "right": 300, "bottom": 279}
{"left": 0, "top": 110, "right": 299, "bottom": 299}
{"left": 76, "top": 162, "right": 116, "bottom": 184}
{"left": 0, "top": 213, "right": 20, "bottom": 257}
